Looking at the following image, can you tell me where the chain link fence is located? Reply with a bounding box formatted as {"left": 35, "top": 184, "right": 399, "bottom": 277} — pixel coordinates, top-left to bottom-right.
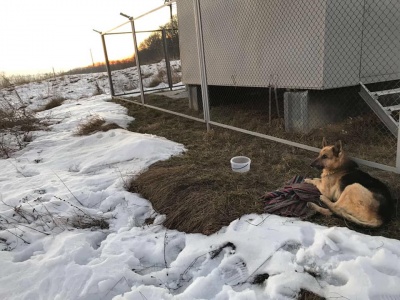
{"left": 177, "top": 0, "right": 400, "bottom": 172}
{"left": 102, "top": 26, "right": 138, "bottom": 96}
{"left": 102, "top": 0, "right": 400, "bottom": 173}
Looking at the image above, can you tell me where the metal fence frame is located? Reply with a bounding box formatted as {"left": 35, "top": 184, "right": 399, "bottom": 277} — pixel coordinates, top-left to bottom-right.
{"left": 98, "top": 0, "right": 400, "bottom": 174}
{"left": 94, "top": 1, "right": 183, "bottom": 100}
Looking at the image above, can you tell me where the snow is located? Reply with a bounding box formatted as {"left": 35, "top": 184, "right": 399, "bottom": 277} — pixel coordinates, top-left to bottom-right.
{"left": 1, "top": 64, "right": 400, "bottom": 300}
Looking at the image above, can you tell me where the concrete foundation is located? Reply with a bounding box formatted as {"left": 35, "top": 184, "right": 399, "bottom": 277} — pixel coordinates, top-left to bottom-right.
{"left": 187, "top": 85, "right": 202, "bottom": 111}
{"left": 284, "top": 86, "right": 363, "bottom": 133}
{"left": 284, "top": 91, "right": 310, "bottom": 133}
{"left": 187, "top": 84, "right": 365, "bottom": 134}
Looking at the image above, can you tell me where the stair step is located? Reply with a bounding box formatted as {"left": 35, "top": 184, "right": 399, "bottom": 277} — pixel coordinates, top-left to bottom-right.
{"left": 384, "top": 104, "right": 400, "bottom": 112}
{"left": 359, "top": 82, "right": 398, "bottom": 137}
{"left": 373, "top": 87, "right": 400, "bottom": 97}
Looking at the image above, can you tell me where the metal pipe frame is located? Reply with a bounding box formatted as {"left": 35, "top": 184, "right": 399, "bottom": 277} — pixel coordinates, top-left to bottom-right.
{"left": 129, "top": 17, "right": 146, "bottom": 105}
{"left": 134, "top": 1, "right": 176, "bottom": 22}
{"left": 113, "top": 95, "right": 205, "bottom": 123}
{"left": 113, "top": 84, "right": 185, "bottom": 97}
{"left": 162, "top": 29, "right": 173, "bottom": 91}
{"left": 104, "top": 29, "right": 178, "bottom": 36}
{"left": 193, "top": 0, "right": 211, "bottom": 131}
{"left": 397, "top": 126, "right": 400, "bottom": 173}
{"left": 102, "top": 1, "right": 176, "bottom": 35}
{"left": 120, "top": 13, "right": 146, "bottom": 105}
{"left": 100, "top": 34, "right": 115, "bottom": 96}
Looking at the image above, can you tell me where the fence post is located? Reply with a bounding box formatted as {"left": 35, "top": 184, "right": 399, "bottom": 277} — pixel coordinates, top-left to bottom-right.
{"left": 193, "top": 0, "right": 211, "bottom": 131}
{"left": 121, "top": 13, "right": 145, "bottom": 104}
{"left": 130, "top": 19, "right": 145, "bottom": 104}
{"left": 396, "top": 128, "right": 400, "bottom": 174}
{"left": 162, "top": 29, "right": 173, "bottom": 91}
{"left": 100, "top": 34, "right": 115, "bottom": 96}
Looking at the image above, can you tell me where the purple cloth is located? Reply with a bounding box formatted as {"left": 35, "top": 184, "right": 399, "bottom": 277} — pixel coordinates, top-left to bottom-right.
{"left": 261, "top": 175, "right": 322, "bottom": 218}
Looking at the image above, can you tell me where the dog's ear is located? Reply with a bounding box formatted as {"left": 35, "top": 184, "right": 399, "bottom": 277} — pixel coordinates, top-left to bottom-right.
{"left": 322, "top": 137, "right": 328, "bottom": 148}
{"left": 333, "top": 140, "right": 343, "bottom": 157}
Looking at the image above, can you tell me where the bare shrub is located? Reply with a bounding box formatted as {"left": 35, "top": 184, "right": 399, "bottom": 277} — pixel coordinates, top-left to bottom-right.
{"left": 173, "top": 65, "right": 182, "bottom": 73}
{"left": 122, "top": 81, "right": 137, "bottom": 93}
{"left": 0, "top": 72, "right": 56, "bottom": 88}
{"left": 171, "top": 65, "right": 182, "bottom": 84}
{"left": 92, "top": 80, "right": 105, "bottom": 96}
{"left": 0, "top": 72, "right": 12, "bottom": 89}
{"left": 148, "top": 69, "right": 167, "bottom": 88}
{"left": 171, "top": 70, "right": 182, "bottom": 84}
{"left": 0, "top": 90, "right": 43, "bottom": 158}
{"left": 142, "top": 72, "right": 153, "bottom": 79}
{"left": 148, "top": 68, "right": 181, "bottom": 87}
{"left": 0, "top": 196, "right": 108, "bottom": 250}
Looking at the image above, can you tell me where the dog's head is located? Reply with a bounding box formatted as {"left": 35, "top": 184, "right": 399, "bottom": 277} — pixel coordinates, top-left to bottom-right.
{"left": 310, "top": 138, "right": 344, "bottom": 170}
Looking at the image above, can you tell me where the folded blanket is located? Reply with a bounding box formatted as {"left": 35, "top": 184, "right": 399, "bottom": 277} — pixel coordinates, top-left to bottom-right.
{"left": 261, "top": 175, "right": 322, "bottom": 218}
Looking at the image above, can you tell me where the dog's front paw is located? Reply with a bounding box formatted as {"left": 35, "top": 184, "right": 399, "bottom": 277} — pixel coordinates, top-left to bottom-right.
{"left": 304, "top": 178, "right": 314, "bottom": 185}
{"left": 306, "top": 202, "right": 315, "bottom": 208}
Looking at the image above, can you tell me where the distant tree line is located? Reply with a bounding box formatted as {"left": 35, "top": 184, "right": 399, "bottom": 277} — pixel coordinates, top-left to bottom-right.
{"left": 138, "top": 15, "right": 179, "bottom": 65}
{"left": 64, "top": 16, "right": 179, "bottom": 76}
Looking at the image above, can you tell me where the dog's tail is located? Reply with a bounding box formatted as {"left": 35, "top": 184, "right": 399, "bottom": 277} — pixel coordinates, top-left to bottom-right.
{"left": 376, "top": 193, "right": 395, "bottom": 223}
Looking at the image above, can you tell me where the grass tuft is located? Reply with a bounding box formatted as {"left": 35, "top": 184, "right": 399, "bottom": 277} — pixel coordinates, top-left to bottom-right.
{"left": 75, "top": 115, "right": 121, "bottom": 136}
{"left": 298, "top": 290, "right": 325, "bottom": 300}
{"left": 148, "top": 69, "right": 166, "bottom": 88}
{"left": 42, "top": 96, "right": 65, "bottom": 110}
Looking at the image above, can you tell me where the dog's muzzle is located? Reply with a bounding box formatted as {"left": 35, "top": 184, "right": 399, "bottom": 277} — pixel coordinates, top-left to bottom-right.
{"left": 310, "top": 159, "right": 323, "bottom": 170}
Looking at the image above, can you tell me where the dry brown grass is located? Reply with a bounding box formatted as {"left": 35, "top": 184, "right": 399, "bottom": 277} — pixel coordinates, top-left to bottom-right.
{"left": 298, "top": 290, "right": 325, "bottom": 300}
{"left": 148, "top": 69, "right": 166, "bottom": 88}
{"left": 116, "top": 96, "right": 400, "bottom": 241}
{"left": 42, "top": 97, "right": 65, "bottom": 110}
{"left": 127, "top": 126, "right": 312, "bottom": 234}
{"left": 127, "top": 93, "right": 396, "bottom": 165}
{"left": 75, "top": 115, "right": 121, "bottom": 136}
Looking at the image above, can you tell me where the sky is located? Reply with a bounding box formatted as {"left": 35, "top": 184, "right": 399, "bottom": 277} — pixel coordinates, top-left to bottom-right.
{"left": 0, "top": 0, "right": 173, "bottom": 76}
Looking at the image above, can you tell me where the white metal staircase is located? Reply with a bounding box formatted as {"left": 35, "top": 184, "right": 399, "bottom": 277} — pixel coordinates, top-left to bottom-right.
{"left": 359, "top": 82, "right": 400, "bottom": 137}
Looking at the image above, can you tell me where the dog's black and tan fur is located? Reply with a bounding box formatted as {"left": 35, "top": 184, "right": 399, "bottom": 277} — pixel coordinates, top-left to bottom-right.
{"left": 305, "top": 139, "right": 393, "bottom": 227}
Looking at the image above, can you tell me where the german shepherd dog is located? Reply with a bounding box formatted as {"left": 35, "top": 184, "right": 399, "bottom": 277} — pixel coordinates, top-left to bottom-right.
{"left": 305, "top": 139, "right": 393, "bottom": 227}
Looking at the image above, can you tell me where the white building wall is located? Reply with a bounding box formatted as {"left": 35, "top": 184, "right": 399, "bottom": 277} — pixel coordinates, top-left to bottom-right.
{"left": 177, "top": 0, "right": 400, "bottom": 90}
{"left": 359, "top": 0, "right": 400, "bottom": 83}
{"left": 176, "top": 0, "right": 201, "bottom": 85}
{"left": 322, "top": 0, "right": 364, "bottom": 88}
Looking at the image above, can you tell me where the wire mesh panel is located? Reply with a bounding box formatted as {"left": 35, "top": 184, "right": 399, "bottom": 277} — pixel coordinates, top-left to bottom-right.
{"left": 177, "top": 0, "right": 400, "bottom": 169}
{"left": 136, "top": 30, "right": 172, "bottom": 91}
{"left": 103, "top": 30, "right": 139, "bottom": 96}
{"left": 135, "top": 27, "right": 200, "bottom": 118}
{"left": 124, "top": 5, "right": 200, "bottom": 119}
{"left": 166, "top": 29, "right": 183, "bottom": 87}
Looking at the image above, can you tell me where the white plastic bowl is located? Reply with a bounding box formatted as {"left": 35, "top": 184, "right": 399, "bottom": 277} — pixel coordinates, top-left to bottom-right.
{"left": 230, "top": 156, "right": 251, "bottom": 173}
